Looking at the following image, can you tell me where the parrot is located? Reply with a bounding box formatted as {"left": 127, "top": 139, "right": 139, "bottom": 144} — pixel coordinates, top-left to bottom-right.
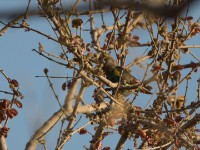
{"left": 101, "top": 55, "right": 152, "bottom": 96}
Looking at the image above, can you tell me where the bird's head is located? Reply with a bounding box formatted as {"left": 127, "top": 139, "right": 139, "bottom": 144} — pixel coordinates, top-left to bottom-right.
{"left": 101, "top": 55, "right": 117, "bottom": 72}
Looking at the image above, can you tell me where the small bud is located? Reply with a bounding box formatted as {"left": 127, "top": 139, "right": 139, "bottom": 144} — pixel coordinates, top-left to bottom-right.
{"left": 44, "top": 68, "right": 48, "bottom": 74}
{"left": 133, "top": 35, "right": 139, "bottom": 41}
{"left": 62, "top": 82, "right": 66, "bottom": 91}
{"left": 10, "top": 79, "right": 19, "bottom": 87}
{"left": 15, "top": 99, "right": 23, "bottom": 108}
{"left": 6, "top": 108, "right": 18, "bottom": 119}
{"left": 79, "top": 128, "right": 87, "bottom": 135}
{"left": 72, "top": 18, "right": 83, "bottom": 28}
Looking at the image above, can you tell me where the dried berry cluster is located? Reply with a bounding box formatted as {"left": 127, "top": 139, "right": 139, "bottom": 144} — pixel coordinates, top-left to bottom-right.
{"left": 0, "top": 72, "right": 23, "bottom": 137}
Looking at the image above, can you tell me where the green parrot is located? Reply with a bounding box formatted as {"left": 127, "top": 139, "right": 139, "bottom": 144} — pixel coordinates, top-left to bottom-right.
{"left": 102, "top": 56, "right": 152, "bottom": 96}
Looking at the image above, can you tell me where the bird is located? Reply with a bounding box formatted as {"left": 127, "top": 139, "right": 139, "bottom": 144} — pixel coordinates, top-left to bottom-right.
{"left": 101, "top": 55, "right": 152, "bottom": 96}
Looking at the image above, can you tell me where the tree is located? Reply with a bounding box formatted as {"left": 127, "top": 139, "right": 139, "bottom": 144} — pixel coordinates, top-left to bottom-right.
{"left": 0, "top": 0, "right": 200, "bottom": 149}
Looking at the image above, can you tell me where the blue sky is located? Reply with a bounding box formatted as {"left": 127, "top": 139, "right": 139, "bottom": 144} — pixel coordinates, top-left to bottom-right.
{"left": 0, "top": 1, "right": 200, "bottom": 150}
